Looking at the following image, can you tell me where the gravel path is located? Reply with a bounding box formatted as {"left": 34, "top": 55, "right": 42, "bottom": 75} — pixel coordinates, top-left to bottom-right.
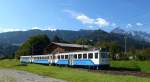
{"left": 0, "top": 69, "right": 67, "bottom": 82}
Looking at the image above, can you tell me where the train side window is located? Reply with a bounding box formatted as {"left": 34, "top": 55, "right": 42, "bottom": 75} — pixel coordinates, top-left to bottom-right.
{"left": 47, "top": 56, "right": 49, "bottom": 59}
{"left": 61, "top": 55, "right": 64, "bottom": 59}
{"left": 78, "top": 54, "right": 82, "bottom": 59}
{"left": 58, "top": 55, "right": 60, "bottom": 59}
{"left": 74, "top": 54, "right": 77, "bottom": 59}
{"left": 83, "top": 53, "right": 87, "bottom": 59}
{"left": 95, "top": 53, "right": 98, "bottom": 59}
{"left": 46, "top": 56, "right": 49, "bottom": 59}
{"left": 53, "top": 56, "right": 56, "bottom": 59}
{"left": 65, "top": 55, "right": 68, "bottom": 59}
{"left": 88, "top": 53, "right": 93, "bottom": 59}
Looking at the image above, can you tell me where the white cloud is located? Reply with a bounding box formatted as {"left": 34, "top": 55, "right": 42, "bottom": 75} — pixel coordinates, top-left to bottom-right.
{"left": 0, "top": 28, "right": 27, "bottom": 33}
{"left": 64, "top": 10, "right": 110, "bottom": 28}
{"left": 88, "top": 25, "right": 94, "bottom": 28}
{"left": 126, "top": 24, "right": 133, "bottom": 28}
{"left": 136, "top": 22, "right": 143, "bottom": 26}
{"left": 32, "top": 26, "right": 57, "bottom": 31}
{"left": 111, "top": 23, "right": 117, "bottom": 27}
{"left": 95, "top": 18, "right": 109, "bottom": 27}
{"left": 46, "top": 27, "right": 57, "bottom": 31}
{"left": 63, "top": 9, "right": 80, "bottom": 17}
{"left": 32, "top": 27, "right": 40, "bottom": 30}
{"left": 0, "top": 25, "right": 57, "bottom": 33}
{"left": 76, "top": 14, "right": 94, "bottom": 24}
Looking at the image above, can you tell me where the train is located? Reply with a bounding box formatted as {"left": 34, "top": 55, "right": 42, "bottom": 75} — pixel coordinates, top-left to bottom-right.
{"left": 20, "top": 49, "right": 109, "bottom": 69}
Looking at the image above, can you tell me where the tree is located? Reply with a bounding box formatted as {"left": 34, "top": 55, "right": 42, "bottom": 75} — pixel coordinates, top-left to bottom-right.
{"left": 52, "top": 35, "right": 66, "bottom": 43}
{"left": 15, "top": 34, "right": 50, "bottom": 59}
{"left": 74, "top": 38, "right": 93, "bottom": 45}
{"left": 136, "top": 48, "right": 150, "bottom": 60}
{"left": 95, "top": 41, "right": 123, "bottom": 60}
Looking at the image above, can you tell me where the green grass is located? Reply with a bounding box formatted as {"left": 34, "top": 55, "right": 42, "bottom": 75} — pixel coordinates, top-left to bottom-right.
{"left": 0, "top": 59, "right": 149, "bottom": 82}
{"left": 111, "top": 60, "right": 150, "bottom": 73}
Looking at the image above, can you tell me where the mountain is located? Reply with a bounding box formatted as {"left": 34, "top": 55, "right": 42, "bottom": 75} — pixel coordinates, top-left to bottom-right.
{"left": 0, "top": 29, "right": 149, "bottom": 48}
{"left": 0, "top": 29, "right": 94, "bottom": 45}
{"left": 83, "top": 29, "right": 150, "bottom": 50}
{"left": 0, "top": 28, "right": 149, "bottom": 59}
{"left": 111, "top": 27, "right": 150, "bottom": 42}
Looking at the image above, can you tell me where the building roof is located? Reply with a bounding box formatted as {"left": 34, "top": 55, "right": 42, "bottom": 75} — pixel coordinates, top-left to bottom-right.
{"left": 51, "top": 42, "right": 88, "bottom": 48}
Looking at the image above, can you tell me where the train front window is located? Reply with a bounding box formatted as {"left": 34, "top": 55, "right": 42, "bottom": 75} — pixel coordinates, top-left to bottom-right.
{"left": 65, "top": 55, "right": 68, "bottom": 59}
{"left": 88, "top": 53, "right": 93, "bottom": 59}
{"left": 95, "top": 53, "right": 98, "bottom": 59}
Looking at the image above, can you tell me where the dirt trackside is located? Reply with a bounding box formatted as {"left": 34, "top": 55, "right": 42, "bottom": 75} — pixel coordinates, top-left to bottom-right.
{"left": 0, "top": 69, "right": 67, "bottom": 82}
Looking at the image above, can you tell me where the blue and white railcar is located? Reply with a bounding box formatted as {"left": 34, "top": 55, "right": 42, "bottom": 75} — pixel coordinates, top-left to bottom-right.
{"left": 20, "top": 49, "right": 109, "bottom": 69}
{"left": 32, "top": 55, "right": 50, "bottom": 64}
{"left": 20, "top": 56, "right": 32, "bottom": 64}
{"left": 55, "top": 50, "right": 109, "bottom": 67}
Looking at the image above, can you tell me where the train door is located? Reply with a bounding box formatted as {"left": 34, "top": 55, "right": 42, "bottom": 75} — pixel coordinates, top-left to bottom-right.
{"left": 69, "top": 54, "right": 74, "bottom": 66}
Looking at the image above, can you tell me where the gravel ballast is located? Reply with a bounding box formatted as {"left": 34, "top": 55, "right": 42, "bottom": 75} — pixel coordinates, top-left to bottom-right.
{"left": 0, "top": 69, "right": 67, "bottom": 82}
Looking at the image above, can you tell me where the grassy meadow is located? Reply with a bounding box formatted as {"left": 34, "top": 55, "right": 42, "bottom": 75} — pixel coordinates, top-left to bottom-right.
{"left": 111, "top": 61, "right": 150, "bottom": 73}
{"left": 0, "top": 59, "right": 149, "bottom": 82}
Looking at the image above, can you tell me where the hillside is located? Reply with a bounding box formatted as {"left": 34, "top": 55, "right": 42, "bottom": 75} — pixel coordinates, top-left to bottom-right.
{"left": 0, "top": 43, "right": 18, "bottom": 58}
{"left": 0, "top": 29, "right": 150, "bottom": 45}
{"left": 0, "top": 29, "right": 93, "bottom": 44}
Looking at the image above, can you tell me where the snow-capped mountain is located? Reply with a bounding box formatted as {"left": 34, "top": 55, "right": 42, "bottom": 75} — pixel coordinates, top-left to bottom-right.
{"left": 111, "top": 27, "right": 150, "bottom": 42}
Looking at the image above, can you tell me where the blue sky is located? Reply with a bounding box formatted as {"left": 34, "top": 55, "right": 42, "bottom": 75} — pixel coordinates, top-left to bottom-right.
{"left": 0, "top": 0, "right": 150, "bottom": 32}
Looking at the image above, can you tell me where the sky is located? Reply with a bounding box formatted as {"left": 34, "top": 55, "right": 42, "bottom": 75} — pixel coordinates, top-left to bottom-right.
{"left": 0, "top": 0, "right": 150, "bottom": 33}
